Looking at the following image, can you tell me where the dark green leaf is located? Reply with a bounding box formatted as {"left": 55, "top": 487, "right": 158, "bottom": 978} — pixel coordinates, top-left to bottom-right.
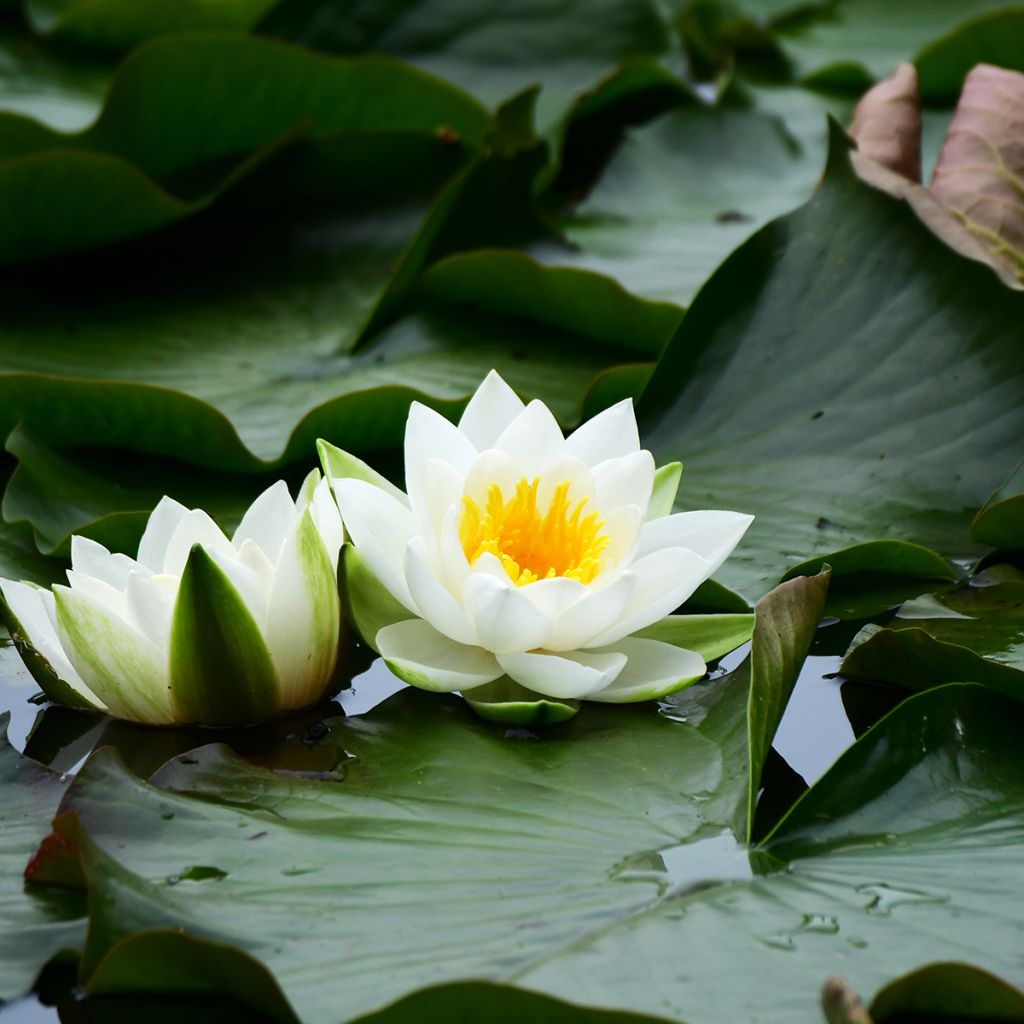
{"left": 973, "top": 457, "right": 1024, "bottom": 552}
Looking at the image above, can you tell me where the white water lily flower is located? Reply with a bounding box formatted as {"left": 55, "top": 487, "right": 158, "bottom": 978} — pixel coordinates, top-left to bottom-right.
{"left": 0, "top": 471, "right": 344, "bottom": 726}
{"left": 320, "top": 371, "right": 752, "bottom": 719}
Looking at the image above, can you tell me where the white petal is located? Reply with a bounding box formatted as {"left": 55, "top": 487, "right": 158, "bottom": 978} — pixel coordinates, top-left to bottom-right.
{"left": 584, "top": 637, "right": 706, "bottom": 702}
{"left": 497, "top": 648, "right": 626, "bottom": 699}
{"left": 307, "top": 477, "right": 344, "bottom": 575}
{"left": 414, "top": 457, "right": 463, "bottom": 547}
{"left": 377, "top": 618, "right": 501, "bottom": 692}
{"left": 405, "top": 402, "right": 476, "bottom": 524}
{"left": 564, "top": 399, "right": 640, "bottom": 466}
{"left": 439, "top": 503, "right": 473, "bottom": 594}
{"left": 124, "top": 570, "right": 175, "bottom": 652}
{"left": 592, "top": 450, "right": 655, "bottom": 518}
{"left": 297, "top": 468, "right": 320, "bottom": 508}
{"left": 53, "top": 584, "right": 175, "bottom": 724}
{"left": 264, "top": 509, "right": 340, "bottom": 710}
{"left": 207, "top": 549, "right": 272, "bottom": 630}
{"left": 404, "top": 538, "right": 476, "bottom": 645}
{"left": 457, "top": 370, "right": 525, "bottom": 450}
{"left": 585, "top": 547, "right": 715, "bottom": 647}
{"left": 333, "top": 478, "right": 417, "bottom": 611}
{"left": 0, "top": 579, "right": 99, "bottom": 706}
{"left": 535, "top": 455, "right": 595, "bottom": 510}
{"left": 70, "top": 536, "right": 143, "bottom": 590}
{"left": 462, "top": 448, "right": 521, "bottom": 506}
{"left": 137, "top": 496, "right": 189, "bottom": 570}
{"left": 518, "top": 576, "right": 589, "bottom": 620}
{"left": 546, "top": 571, "right": 636, "bottom": 652}
{"left": 66, "top": 569, "right": 127, "bottom": 620}
{"left": 594, "top": 504, "right": 644, "bottom": 577}
{"left": 462, "top": 572, "right": 554, "bottom": 654}
{"left": 636, "top": 510, "right": 754, "bottom": 571}
{"left": 232, "top": 479, "right": 296, "bottom": 564}
{"left": 237, "top": 538, "right": 277, "bottom": 591}
{"left": 494, "top": 400, "right": 565, "bottom": 477}
{"left": 162, "top": 509, "right": 234, "bottom": 578}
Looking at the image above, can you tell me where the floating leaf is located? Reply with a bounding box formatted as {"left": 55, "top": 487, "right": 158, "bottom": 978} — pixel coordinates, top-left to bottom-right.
{"left": 973, "top": 457, "right": 1024, "bottom": 551}
{"left": 641, "top": 126, "right": 1024, "bottom": 600}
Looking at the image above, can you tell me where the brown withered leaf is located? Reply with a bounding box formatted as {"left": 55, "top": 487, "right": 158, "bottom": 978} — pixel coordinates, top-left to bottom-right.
{"left": 849, "top": 62, "right": 921, "bottom": 181}
{"left": 931, "top": 63, "right": 1024, "bottom": 280}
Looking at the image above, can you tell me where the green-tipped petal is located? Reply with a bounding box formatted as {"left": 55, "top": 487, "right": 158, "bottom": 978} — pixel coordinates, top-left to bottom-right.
{"left": 340, "top": 543, "right": 409, "bottom": 653}
{"left": 586, "top": 637, "right": 706, "bottom": 703}
{"left": 465, "top": 678, "right": 579, "bottom": 725}
{"left": 634, "top": 613, "right": 755, "bottom": 662}
{"left": 376, "top": 619, "right": 501, "bottom": 692}
{"left": 0, "top": 581, "right": 103, "bottom": 712}
{"left": 648, "top": 462, "right": 682, "bottom": 519}
{"left": 169, "top": 545, "right": 280, "bottom": 726}
{"left": 264, "top": 508, "right": 341, "bottom": 711}
{"left": 317, "top": 440, "right": 409, "bottom": 507}
{"left": 54, "top": 585, "right": 174, "bottom": 723}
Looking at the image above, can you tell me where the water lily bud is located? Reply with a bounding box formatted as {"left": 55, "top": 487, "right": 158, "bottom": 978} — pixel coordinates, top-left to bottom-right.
{"left": 0, "top": 471, "right": 344, "bottom": 727}
{"left": 320, "top": 370, "right": 752, "bottom": 723}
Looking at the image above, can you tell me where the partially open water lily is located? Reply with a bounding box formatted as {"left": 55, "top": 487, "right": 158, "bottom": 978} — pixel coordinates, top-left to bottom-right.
{"left": 0, "top": 471, "right": 344, "bottom": 726}
{"left": 320, "top": 371, "right": 752, "bottom": 723}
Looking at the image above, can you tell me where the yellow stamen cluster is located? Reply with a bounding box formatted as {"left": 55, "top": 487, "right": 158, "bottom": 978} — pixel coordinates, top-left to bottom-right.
{"left": 459, "top": 477, "right": 609, "bottom": 587}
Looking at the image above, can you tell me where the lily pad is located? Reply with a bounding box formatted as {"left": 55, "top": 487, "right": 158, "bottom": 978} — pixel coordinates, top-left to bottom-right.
{"left": 533, "top": 104, "right": 824, "bottom": 306}
{"left": 29, "top": 670, "right": 1024, "bottom": 1023}
{"left": 840, "top": 565, "right": 1024, "bottom": 699}
{"left": 641, "top": 126, "right": 1024, "bottom": 600}
{"left": 973, "top": 457, "right": 1024, "bottom": 552}
{"left": 0, "top": 717, "right": 86, "bottom": 1000}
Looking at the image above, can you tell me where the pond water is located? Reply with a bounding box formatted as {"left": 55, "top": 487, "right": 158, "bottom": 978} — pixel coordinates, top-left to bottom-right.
{"left": 0, "top": 623, "right": 867, "bottom": 1022}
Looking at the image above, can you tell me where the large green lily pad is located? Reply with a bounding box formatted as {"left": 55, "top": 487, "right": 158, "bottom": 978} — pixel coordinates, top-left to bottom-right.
{"left": 31, "top": 667, "right": 1024, "bottom": 1024}
{"left": 534, "top": 104, "right": 824, "bottom": 306}
{"left": 641, "top": 127, "right": 1024, "bottom": 600}
{"left": 0, "top": 718, "right": 86, "bottom": 1000}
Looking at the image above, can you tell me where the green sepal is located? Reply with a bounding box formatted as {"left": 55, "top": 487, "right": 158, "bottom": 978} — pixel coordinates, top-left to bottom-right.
{"left": 316, "top": 439, "right": 409, "bottom": 506}
{"left": 169, "top": 545, "right": 280, "bottom": 726}
{"left": 464, "top": 678, "right": 579, "bottom": 726}
{"left": 0, "top": 587, "right": 102, "bottom": 712}
{"left": 339, "top": 543, "right": 409, "bottom": 653}
{"left": 634, "top": 612, "right": 755, "bottom": 663}
{"left": 647, "top": 462, "right": 682, "bottom": 519}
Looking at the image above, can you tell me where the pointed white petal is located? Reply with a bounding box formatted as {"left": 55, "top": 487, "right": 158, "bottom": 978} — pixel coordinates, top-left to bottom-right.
{"left": 297, "top": 468, "right": 320, "bottom": 508}
{"left": 53, "top": 584, "right": 175, "bottom": 724}
{"left": 124, "top": 570, "right": 175, "bottom": 652}
{"left": 592, "top": 450, "right": 655, "bottom": 518}
{"left": 0, "top": 579, "right": 99, "bottom": 706}
{"left": 232, "top": 479, "right": 296, "bottom": 564}
{"left": 207, "top": 548, "right": 272, "bottom": 630}
{"left": 415, "top": 457, "right": 464, "bottom": 546}
{"left": 545, "top": 570, "right": 636, "bottom": 652}
{"left": 332, "top": 478, "right": 417, "bottom": 611}
{"left": 564, "top": 399, "right": 640, "bottom": 466}
{"left": 377, "top": 618, "right": 501, "bottom": 692}
{"left": 457, "top": 370, "right": 526, "bottom": 450}
{"left": 462, "top": 448, "right": 521, "bottom": 506}
{"left": 462, "top": 572, "right": 553, "bottom": 654}
{"left": 494, "top": 400, "right": 565, "bottom": 477}
{"left": 307, "top": 477, "right": 344, "bottom": 575}
{"left": 237, "top": 538, "right": 277, "bottom": 591}
{"left": 66, "top": 569, "right": 127, "bottom": 620}
{"left": 535, "top": 455, "right": 595, "bottom": 510}
{"left": 585, "top": 547, "right": 715, "bottom": 647}
{"left": 497, "top": 648, "right": 626, "bottom": 699}
{"left": 404, "top": 537, "right": 475, "bottom": 645}
{"left": 70, "top": 535, "right": 143, "bottom": 590}
{"left": 405, "top": 402, "right": 476, "bottom": 523}
{"left": 636, "top": 510, "right": 754, "bottom": 572}
{"left": 584, "top": 637, "right": 706, "bottom": 702}
{"left": 518, "top": 576, "right": 588, "bottom": 620}
{"left": 137, "top": 496, "right": 189, "bottom": 570}
{"left": 439, "top": 503, "right": 473, "bottom": 594}
{"left": 162, "top": 509, "right": 234, "bottom": 578}
{"left": 594, "top": 503, "right": 644, "bottom": 576}
{"left": 264, "top": 509, "right": 340, "bottom": 710}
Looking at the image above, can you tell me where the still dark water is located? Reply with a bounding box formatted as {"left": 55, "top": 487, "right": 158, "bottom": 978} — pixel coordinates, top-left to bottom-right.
{"left": 0, "top": 625, "right": 861, "bottom": 1023}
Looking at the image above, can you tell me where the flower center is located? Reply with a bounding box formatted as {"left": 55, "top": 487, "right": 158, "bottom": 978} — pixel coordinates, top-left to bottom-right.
{"left": 459, "top": 476, "right": 609, "bottom": 587}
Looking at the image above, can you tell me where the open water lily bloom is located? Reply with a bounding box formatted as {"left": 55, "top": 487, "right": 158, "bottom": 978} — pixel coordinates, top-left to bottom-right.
{"left": 320, "top": 371, "right": 752, "bottom": 721}
{"left": 0, "top": 471, "right": 344, "bottom": 727}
